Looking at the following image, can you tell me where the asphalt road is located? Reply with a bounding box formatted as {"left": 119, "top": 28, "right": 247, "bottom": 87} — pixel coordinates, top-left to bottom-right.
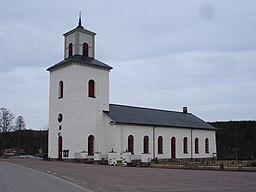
{"left": 0, "top": 161, "right": 91, "bottom": 192}
{"left": 2, "top": 159, "right": 256, "bottom": 192}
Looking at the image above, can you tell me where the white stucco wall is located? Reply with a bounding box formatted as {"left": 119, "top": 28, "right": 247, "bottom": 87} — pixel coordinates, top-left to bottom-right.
{"left": 48, "top": 63, "right": 110, "bottom": 159}
{"left": 104, "top": 115, "right": 217, "bottom": 160}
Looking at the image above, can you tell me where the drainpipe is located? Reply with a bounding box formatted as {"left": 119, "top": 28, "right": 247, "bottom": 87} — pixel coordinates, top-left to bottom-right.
{"left": 153, "top": 126, "right": 156, "bottom": 159}
{"left": 191, "top": 128, "right": 193, "bottom": 160}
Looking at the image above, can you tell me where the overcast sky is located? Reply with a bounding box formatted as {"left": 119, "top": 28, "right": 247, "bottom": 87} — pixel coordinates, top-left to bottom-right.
{"left": 1, "top": 0, "right": 256, "bottom": 129}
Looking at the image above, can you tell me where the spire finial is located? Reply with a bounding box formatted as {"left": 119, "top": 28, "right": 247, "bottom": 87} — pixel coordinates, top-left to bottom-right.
{"left": 78, "top": 12, "right": 82, "bottom": 26}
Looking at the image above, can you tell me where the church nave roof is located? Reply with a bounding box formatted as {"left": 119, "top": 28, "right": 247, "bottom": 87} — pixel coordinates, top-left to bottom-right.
{"left": 104, "top": 104, "right": 216, "bottom": 130}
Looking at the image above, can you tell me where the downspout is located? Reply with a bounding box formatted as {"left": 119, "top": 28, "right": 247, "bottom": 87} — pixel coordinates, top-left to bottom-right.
{"left": 153, "top": 126, "right": 156, "bottom": 159}
{"left": 96, "top": 68, "right": 99, "bottom": 152}
{"left": 191, "top": 128, "right": 193, "bottom": 160}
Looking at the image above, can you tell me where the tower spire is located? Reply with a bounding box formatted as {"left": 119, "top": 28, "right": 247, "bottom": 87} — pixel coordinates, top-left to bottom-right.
{"left": 78, "top": 12, "right": 82, "bottom": 26}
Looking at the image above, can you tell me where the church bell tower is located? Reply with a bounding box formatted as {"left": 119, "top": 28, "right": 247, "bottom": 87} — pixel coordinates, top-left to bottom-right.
{"left": 47, "top": 14, "right": 112, "bottom": 160}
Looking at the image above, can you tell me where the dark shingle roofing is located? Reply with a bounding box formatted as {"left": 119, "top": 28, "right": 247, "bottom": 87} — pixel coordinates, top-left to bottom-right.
{"left": 63, "top": 25, "right": 96, "bottom": 36}
{"left": 103, "top": 104, "right": 216, "bottom": 130}
{"left": 47, "top": 54, "right": 112, "bottom": 71}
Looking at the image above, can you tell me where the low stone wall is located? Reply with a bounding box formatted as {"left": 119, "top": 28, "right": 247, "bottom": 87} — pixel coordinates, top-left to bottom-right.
{"left": 150, "top": 158, "right": 256, "bottom": 172}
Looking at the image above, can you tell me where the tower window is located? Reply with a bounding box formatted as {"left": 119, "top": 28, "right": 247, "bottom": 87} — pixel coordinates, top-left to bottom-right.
{"left": 58, "top": 81, "right": 64, "bottom": 99}
{"left": 88, "top": 79, "right": 95, "bottom": 98}
{"left": 68, "top": 43, "right": 73, "bottom": 57}
{"left": 83, "top": 43, "right": 89, "bottom": 57}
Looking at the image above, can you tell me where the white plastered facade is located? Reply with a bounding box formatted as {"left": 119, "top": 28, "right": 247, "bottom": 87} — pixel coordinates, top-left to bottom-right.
{"left": 104, "top": 118, "right": 216, "bottom": 160}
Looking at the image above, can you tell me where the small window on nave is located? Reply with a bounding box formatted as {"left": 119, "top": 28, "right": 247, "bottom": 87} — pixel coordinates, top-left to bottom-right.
{"left": 205, "top": 138, "right": 209, "bottom": 153}
{"left": 195, "top": 138, "right": 199, "bottom": 154}
{"left": 158, "top": 136, "right": 163, "bottom": 154}
{"left": 128, "top": 135, "right": 134, "bottom": 154}
{"left": 171, "top": 137, "right": 176, "bottom": 159}
{"left": 143, "top": 136, "right": 149, "bottom": 153}
{"left": 183, "top": 137, "right": 188, "bottom": 154}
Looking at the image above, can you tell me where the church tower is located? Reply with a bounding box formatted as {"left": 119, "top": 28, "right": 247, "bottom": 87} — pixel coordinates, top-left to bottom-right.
{"left": 47, "top": 15, "right": 112, "bottom": 160}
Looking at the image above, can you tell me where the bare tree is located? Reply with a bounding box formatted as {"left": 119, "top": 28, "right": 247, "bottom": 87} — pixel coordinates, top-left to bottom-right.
{"left": 0, "top": 107, "right": 15, "bottom": 150}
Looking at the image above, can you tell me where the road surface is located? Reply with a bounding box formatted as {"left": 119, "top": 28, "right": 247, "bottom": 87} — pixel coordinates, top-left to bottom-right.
{"left": 0, "top": 161, "right": 91, "bottom": 192}
{"left": 2, "top": 159, "right": 256, "bottom": 192}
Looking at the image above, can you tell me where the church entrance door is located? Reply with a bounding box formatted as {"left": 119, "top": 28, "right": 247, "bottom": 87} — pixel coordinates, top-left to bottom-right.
{"left": 171, "top": 137, "right": 176, "bottom": 159}
{"left": 58, "top": 136, "right": 63, "bottom": 161}
{"left": 88, "top": 135, "right": 94, "bottom": 156}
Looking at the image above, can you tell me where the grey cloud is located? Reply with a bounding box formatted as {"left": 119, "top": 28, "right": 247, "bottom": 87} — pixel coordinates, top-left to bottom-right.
{"left": 1, "top": 0, "right": 256, "bottom": 128}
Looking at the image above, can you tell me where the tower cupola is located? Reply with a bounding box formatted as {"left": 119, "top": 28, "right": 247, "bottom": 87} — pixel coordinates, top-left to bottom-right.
{"left": 63, "top": 13, "right": 96, "bottom": 59}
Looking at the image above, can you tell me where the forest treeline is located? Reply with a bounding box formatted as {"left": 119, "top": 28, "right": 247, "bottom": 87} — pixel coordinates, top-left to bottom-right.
{"left": 0, "top": 121, "right": 255, "bottom": 160}
{"left": 210, "top": 121, "right": 256, "bottom": 160}
{"left": 0, "top": 130, "right": 48, "bottom": 157}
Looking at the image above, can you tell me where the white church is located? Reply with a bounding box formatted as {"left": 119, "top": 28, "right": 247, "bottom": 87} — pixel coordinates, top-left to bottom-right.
{"left": 47, "top": 17, "right": 217, "bottom": 164}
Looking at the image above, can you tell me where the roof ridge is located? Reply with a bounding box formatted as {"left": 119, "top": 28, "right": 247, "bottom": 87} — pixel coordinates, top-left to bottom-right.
{"left": 109, "top": 103, "right": 187, "bottom": 114}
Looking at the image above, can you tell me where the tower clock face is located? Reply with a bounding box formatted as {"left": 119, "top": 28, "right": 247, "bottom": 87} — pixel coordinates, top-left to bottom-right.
{"left": 58, "top": 113, "right": 63, "bottom": 123}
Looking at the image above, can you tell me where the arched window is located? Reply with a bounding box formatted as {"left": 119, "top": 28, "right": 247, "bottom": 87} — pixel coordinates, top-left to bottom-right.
{"left": 183, "top": 137, "right": 188, "bottom": 154}
{"left": 158, "top": 136, "right": 163, "bottom": 154}
{"left": 88, "top": 135, "right": 94, "bottom": 156}
{"left": 68, "top": 43, "right": 73, "bottom": 57}
{"left": 143, "top": 136, "right": 149, "bottom": 153}
{"left": 88, "top": 79, "right": 95, "bottom": 98}
{"left": 128, "top": 135, "right": 134, "bottom": 154}
{"left": 83, "top": 43, "right": 89, "bottom": 57}
{"left": 58, "top": 81, "right": 64, "bottom": 99}
{"left": 205, "top": 138, "right": 209, "bottom": 153}
{"left": 195, "top": 138, "right": 199, "bottom": 154}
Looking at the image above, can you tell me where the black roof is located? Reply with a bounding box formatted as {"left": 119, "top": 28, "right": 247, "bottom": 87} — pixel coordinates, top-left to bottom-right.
{"left": 104, "top": 104, "right": 216, "bottom": 130}
{"left": 47, "top": 54, "right": 112, "bottom": 71}
{"left": 63, "top": 25, "right": 96, "bottom": 36}
{"left": 63, "top": 20, "right": 96, "bottom": 36}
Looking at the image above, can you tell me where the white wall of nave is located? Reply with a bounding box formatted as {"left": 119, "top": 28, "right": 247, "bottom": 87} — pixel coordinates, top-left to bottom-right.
{"left": 105, "top": 121, "right": 217, "bottom": 160}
